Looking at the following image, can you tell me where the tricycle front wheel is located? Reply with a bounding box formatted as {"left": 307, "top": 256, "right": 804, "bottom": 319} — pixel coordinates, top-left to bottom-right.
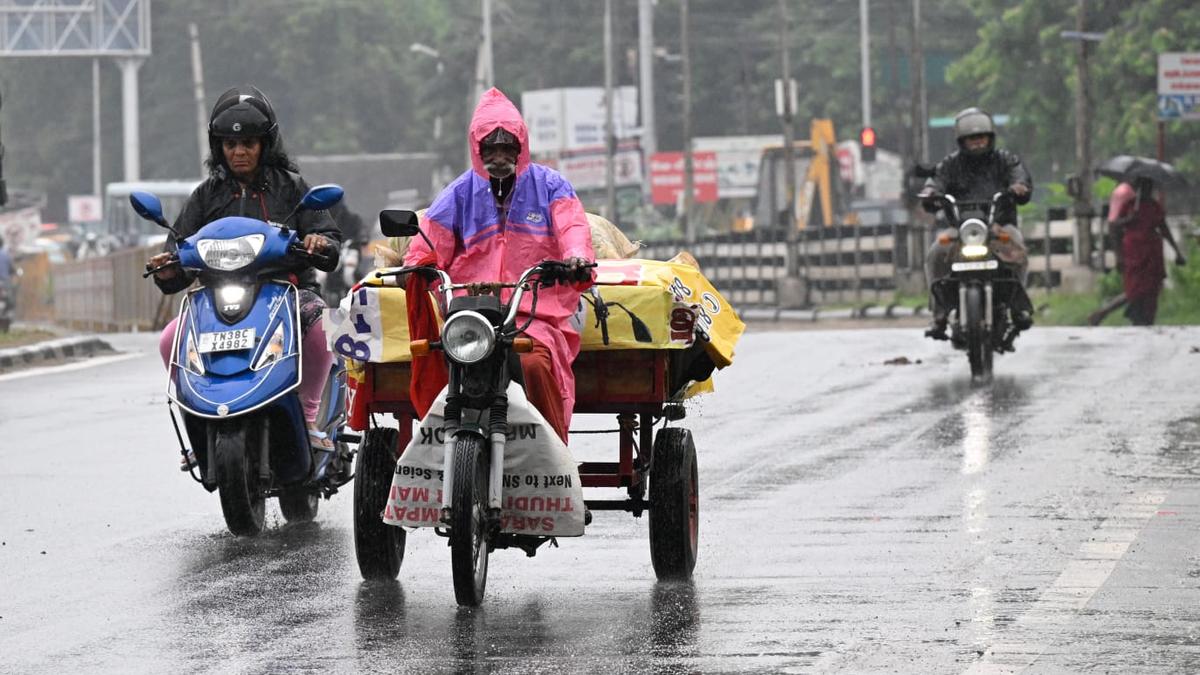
{"left": 649, "top": 427, "right": 699, "bottom": 580}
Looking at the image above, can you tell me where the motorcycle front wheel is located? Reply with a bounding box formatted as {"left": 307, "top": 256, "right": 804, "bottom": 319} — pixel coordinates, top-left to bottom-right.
{"left": 213, "top": 420, "right": 266, "bottom": 536}
{"left": 449, "top": 434, "right": 490, "bottom": 607}
{"left": 963, "top": 285, "right": 993, "bottom": 381}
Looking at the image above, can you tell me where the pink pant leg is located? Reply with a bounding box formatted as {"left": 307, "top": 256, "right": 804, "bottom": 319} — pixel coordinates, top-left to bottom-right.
{"left": 159, "top": 317, "right": 178, "bottom": 369}
{"left": 299, "top": 319, "right": 334, "bottom": 424}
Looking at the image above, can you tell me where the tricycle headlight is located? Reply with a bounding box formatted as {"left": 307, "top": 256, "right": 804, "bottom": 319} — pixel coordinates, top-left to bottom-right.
{"left": 441, "top": 310, "right": 495, "bottom": 364}
{"left": 196, "top": 234, "right": 265, "bottom": 271}
{"left": 959, "top": 219, "right": 989, "bottom": 258}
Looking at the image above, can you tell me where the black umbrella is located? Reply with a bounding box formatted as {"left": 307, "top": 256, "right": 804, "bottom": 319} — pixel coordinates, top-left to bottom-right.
{"left": 1096, "top": 155, "right": 1188, "bottom": 189}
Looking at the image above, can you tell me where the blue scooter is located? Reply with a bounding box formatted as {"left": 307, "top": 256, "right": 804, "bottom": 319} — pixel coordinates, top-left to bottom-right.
{"left": 132, "top": 185, "right": 354, "bottom": 536}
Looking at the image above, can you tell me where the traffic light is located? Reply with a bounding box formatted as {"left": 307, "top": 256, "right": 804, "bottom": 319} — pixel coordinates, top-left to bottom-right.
{"left": 860, "top": 126, "right": 877, "bottom": 163}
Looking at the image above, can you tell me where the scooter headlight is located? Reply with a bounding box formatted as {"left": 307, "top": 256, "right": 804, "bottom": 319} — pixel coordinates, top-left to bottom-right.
{"left": 196, "top": 234, "right": 265, "bottom": 271}
{"left": 959, "top": 219, "right": 989, "bottom": 258}
{"left": 253, "top": 322, "right": 287, "bottom": 371}
{"left": 441, "top": 310, "right": 495, "bottom": 364}
{"left": 184, "top": 330, "right": 205, "bottom": 375}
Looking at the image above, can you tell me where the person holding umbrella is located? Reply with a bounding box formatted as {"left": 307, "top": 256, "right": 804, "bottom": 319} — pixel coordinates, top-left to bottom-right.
{"left": 1107, "top": 174, "right": 1186, "bottom": 325}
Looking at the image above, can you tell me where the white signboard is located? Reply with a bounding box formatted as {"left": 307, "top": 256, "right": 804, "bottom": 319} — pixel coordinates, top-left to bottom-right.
{"left": 693, "top": 135, "right": 782, "bottom": 199}
{"left": 543, "top": 149, "right": 643, "bottom": 192}
{"left": 1158, "top": 52, "right": 1200, "bottom": 120}
{"left": 522, "top": 86, "right": 640, "bottom": 155}
{"left": 68, "top": 194, "right": 102, "bottom": 223}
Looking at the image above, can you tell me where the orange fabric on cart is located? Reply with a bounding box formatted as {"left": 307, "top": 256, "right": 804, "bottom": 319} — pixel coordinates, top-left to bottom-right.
{"left": 520, "top": 339, "right": 568, "bottom": 443}
{"left": 406, "top": 272, "right": 449, "bottom": 419}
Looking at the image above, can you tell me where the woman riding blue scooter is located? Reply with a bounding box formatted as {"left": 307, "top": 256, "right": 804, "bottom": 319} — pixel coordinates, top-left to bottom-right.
{"left": 147, "top": 86, "right": 343, "bottom": 466}
{"left": 142, "top": 86, "right": 348, "bottom": 533}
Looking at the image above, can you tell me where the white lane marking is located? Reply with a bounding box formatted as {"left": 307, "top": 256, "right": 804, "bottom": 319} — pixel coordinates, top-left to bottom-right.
{"left": 964, "top": 489, "right": 1169, "bottom": 674}
{"left": 0, "top": 352, "right": 142, "bottom": 382}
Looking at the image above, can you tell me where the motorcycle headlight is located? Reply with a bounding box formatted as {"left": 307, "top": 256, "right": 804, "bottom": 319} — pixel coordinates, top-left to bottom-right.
{"left": 441, "top": 310, "right": 495, "bottom": 364}
{"left": 253, "top": 322, "right": 287, "bottom": 371}
{"left": 196, "top": 234, "right": 266, "bottom": 271}
{"left": 959, "top": 219, "right": 989, "bottom": 258}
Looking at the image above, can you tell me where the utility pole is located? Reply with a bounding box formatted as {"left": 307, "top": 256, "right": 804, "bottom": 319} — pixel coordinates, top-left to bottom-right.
{"left": 860, "top": 0, "right": 871, "bottom": 130}
{"left": 189, "top": 23, "right": 208, "bottom": 176}
{"left": 92, "top": 58, "right": 101, "bottom": 197}
{"left": 859, "top": 0, "right": 871, "bottom": 198}
{"left": 1073, "top": 0, "right": 1093, "bottom": 268}
{"left": 680, "top": 0, "right": 694, "bottom": 244}
{"left": 638, "top": 0, "right": 656, "bottom": 205}
{"left": 481, "top": 0, "right": 494, "bottom": 91}
{"left": 910, "top": 0, "right": 927, "bottom": 164}
{"left": 604, "top": 0, "right": 617, "bottom": 223}
{"left": 115, "top": 58, "right": 143, "bottom": 182}
{"left": 776, "top": 0, "right": 807, "bottom": 308}
{"left": 780, "top": 0, "right": 797, "bottom": 275}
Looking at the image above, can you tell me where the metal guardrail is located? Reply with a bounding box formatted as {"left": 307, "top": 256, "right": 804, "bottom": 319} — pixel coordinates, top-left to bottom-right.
{"left": 33, "top": 216, "right": 1196, "bottom": 329}
{"left": 643, "top": 216, "right": 1193, "bottom": 309}
{"left": 51, "top": 244, "right": 166, "bottom": 332}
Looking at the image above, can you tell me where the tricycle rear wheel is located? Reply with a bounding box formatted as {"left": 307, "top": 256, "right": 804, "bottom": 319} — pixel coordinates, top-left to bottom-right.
{"left": 649, "top": 427, "right": 699, "bottom": 580}
{"left": 353, "top": 427, "right": 407, "bottom": 580}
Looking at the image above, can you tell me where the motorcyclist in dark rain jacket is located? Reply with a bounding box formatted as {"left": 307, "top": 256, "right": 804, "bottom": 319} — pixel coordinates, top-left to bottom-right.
{"left": 918, "top": 107, "right": 1034, "bottom": 342}
{"left": 147, "top": 85, "right": 343, "bottom": 465}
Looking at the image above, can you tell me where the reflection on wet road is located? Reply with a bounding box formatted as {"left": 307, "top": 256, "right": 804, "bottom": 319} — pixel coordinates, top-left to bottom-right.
{"left": 4, "top": 327, "right": 1200, "bottom": 673}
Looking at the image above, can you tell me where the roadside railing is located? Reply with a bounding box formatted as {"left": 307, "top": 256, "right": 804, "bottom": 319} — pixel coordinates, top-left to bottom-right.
{"left": 51, "top": 244, "right": 166, "bottom": 332}
{"left": 643, "top": 216, "right": 1193, "bottom": 308}
{"left": 30, "top": 215, "right": 1196, "bottom": 331}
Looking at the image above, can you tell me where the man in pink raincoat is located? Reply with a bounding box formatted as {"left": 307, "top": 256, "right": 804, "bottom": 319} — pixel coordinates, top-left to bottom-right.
{"left": 404, "top": 88, "right": 595, "bottom": 442}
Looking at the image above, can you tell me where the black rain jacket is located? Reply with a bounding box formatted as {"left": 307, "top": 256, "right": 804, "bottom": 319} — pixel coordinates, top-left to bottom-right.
{"left": 154, "top": 166, "right": 342, "bottom": 295}
{"left": 924, "top": 148, "right": 1033, "bottom": 225}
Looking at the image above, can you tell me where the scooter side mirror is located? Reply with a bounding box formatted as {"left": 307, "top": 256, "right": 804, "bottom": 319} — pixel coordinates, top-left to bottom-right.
{"left": 379, "top": 209, "right": 420, "bottom": 238}
{"left": 299, "top": 184, "right": 345, "bottom": 211}
{"left": 130, "top": 191, "right": 167, "bottom": 226}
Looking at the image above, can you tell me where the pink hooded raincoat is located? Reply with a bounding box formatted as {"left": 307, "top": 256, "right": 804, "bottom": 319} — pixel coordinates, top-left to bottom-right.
{"left": 404, "top": 88, "right": 595, "bottom": 431}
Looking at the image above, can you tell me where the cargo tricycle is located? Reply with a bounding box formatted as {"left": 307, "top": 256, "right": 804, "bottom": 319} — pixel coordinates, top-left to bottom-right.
{"left": 330, "top": 211, "right": 742, "bottom": 606}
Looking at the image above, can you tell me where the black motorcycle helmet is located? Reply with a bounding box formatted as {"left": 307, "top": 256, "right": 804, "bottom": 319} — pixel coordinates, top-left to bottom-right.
{"left": 207, "top": 86, "right": 279, "bottom": 168}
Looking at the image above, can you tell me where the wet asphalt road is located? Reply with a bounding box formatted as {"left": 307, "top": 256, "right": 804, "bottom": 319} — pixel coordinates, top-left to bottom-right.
{"left": 4, "top": 326, "right": 1200, "bottom": 673}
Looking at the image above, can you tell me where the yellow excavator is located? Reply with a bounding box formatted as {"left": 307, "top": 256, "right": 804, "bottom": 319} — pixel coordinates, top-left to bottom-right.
{"left": 750, "top": 119, "right": 855, "bottom": 231}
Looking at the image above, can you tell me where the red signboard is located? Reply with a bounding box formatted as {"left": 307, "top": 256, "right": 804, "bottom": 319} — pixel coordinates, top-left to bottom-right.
{"left": 649, "top": 151, "right": 719, "bottom": 205}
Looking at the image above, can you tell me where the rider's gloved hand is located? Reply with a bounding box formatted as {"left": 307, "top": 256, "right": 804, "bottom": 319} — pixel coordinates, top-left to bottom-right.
{"left": 147, "top": 251, "right": 179, "bottom": 280}
{"left": 916, "top": 188, "right": 942, "bottom": 213}
{"left": 1008, "top": 183, "right": 1030, "bottom": 198}
{"left": 303, "top": 234, "right": 332, "bottom": 255}
{"left": 565, "top": 256, "right": 594, "bottom": 283}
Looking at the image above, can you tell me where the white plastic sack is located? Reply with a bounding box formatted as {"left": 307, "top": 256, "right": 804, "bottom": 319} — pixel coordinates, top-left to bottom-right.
{"left": 383, "top": 383, "right": 586, "bottom": 537}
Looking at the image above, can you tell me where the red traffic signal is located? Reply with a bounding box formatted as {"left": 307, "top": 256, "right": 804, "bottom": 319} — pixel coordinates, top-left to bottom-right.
{"left": 860, "top": 127, "right": 877, "bottom": 162}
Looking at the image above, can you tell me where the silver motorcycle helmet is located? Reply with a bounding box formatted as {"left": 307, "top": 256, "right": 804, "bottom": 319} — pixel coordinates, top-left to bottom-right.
{"left": 954, "top": 107, "right": 996, "bottom": 156}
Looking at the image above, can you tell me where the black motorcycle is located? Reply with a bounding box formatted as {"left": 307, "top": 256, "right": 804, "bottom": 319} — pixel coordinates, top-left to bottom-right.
{"left": 926, "top": 192, "right": 1029, "bottom": 379}
{"left": 367, "top": 209, "right": 594, "bottom": 606}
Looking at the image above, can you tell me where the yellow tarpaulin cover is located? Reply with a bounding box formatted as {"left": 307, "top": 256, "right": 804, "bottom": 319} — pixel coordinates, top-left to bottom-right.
{"left": 326, "top": 259, "right": 743, "bottom": 370}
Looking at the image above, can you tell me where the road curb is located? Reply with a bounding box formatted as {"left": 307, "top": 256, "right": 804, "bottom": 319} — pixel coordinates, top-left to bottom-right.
{"left": 740, "top": 303, "right": 926, "bottom": 323}
{"left": 0, "top": 335, "right": 116, "bottom": 373}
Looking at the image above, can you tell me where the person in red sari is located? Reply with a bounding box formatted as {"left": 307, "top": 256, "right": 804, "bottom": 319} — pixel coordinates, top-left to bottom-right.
{"left": 1109, "top": 176, "right": 1186, "bottom": 325}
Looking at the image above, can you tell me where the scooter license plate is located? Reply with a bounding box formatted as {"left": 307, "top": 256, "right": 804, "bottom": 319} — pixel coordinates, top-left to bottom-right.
{"left": 951, "top": 260, "right": 998, "bottom": 272}
{"left": 197, "top": 328, "right": 256, "bottom": 353}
